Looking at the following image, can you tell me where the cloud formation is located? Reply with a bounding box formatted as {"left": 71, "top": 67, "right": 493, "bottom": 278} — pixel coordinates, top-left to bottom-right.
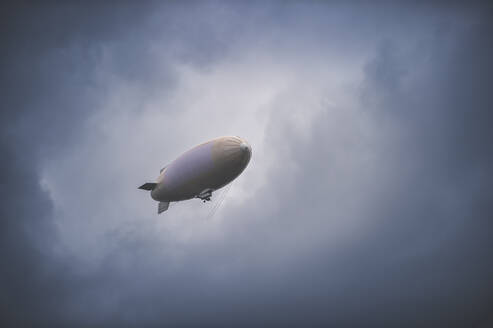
{"left": 1, "top": 2, "right": 492, "bottom": 327}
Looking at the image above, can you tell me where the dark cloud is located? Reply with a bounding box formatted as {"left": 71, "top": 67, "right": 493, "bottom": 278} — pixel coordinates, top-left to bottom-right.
{"left": 0, "top": 1, "right": 157, "bottom": 324}
{"left": 1, "top": 2, "right": 492, "bottom": 327}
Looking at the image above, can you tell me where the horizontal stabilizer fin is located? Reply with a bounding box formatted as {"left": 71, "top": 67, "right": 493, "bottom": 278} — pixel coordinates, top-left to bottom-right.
{"left": 138, "top": 182, "right": 157, "bottom": 191}
{"left": 158, "top": 201, "right": 169, "bottom": 214}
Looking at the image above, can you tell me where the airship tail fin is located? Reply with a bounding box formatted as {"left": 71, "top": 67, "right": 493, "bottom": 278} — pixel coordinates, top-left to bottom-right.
{"left": 138, "top": 182, "right": 157, "bottom": 191}
{"left": 158, "top": 201, "right": 169, "bottom": 214}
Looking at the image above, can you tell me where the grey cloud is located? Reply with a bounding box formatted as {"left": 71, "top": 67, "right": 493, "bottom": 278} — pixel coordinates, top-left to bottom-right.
{"left": 1, "top": 2, "right": 493, "bottom": 327}
{"left": 0, "top": 2, "right": 159, "bottom": 324}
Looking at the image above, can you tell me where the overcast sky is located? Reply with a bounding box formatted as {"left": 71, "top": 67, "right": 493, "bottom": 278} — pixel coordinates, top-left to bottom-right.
{"left": 1, "top": 2, "right": 493, "bottom": 327}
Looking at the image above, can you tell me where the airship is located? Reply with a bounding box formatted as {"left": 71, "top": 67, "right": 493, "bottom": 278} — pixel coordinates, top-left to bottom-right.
{"left": 139, "top": 136, "right": 252, "bottom": 214}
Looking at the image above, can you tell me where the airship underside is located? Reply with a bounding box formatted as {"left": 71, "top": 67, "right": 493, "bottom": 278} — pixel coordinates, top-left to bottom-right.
{"left": 139, "top": 136, "right": 251, "bottom": 214}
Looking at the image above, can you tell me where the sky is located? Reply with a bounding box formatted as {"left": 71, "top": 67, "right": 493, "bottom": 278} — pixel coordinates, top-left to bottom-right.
{"left": 1, "top": 1, "right": 493, "bottom": 327}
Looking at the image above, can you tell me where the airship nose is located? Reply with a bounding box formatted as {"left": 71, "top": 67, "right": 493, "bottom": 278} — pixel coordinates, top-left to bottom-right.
{"left": 241, "top": 142, "right": 252, "bottom": 168}
{"left": 219, "top": 136, "right": 252, "bottom": 164}
{"left": 240, "top": 142, "right": 250, "bottom": 153}
{"left": 239, "top": 140, "right": 252, "bottom": 159}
